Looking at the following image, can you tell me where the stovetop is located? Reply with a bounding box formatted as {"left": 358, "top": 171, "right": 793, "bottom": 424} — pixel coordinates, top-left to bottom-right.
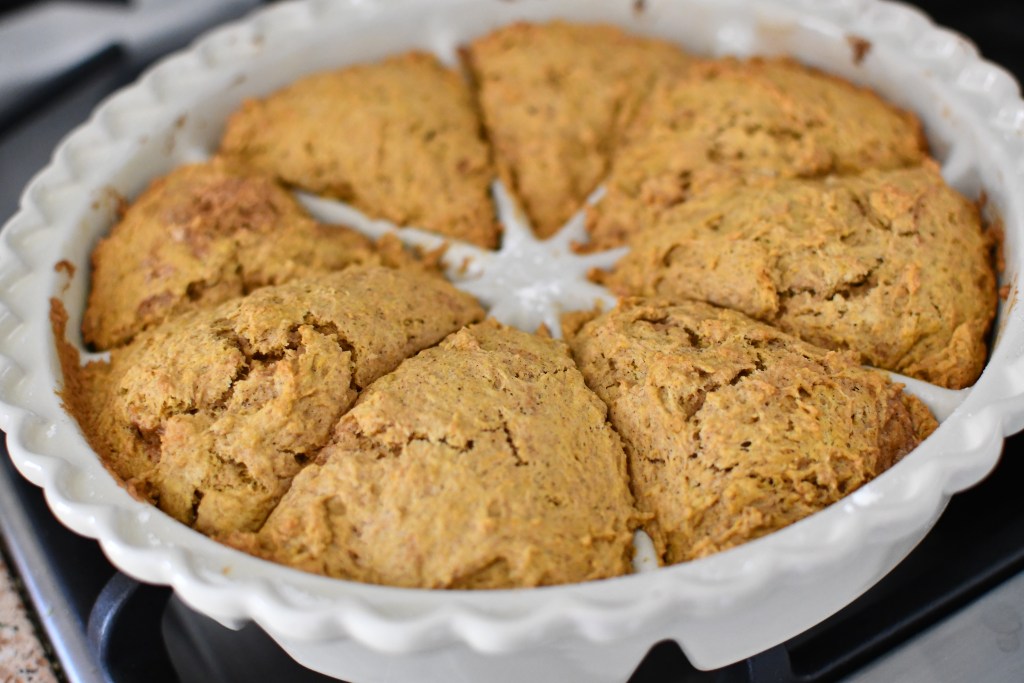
{"left": 1, "top": 2, "right": 1023, "bottom": 682}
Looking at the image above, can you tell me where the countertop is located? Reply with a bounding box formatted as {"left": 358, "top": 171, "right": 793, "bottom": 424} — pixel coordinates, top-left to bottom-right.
{"left": 0, "top": 554, "right": 57, "bottom": 683}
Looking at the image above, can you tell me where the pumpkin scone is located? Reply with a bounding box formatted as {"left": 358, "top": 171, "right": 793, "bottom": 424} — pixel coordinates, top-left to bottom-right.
{"left": 608, "top": 163, "right": 996, "bottom": 389}
{"left": 587, "top": 57, "right": 927, "bottom": 248}
{"left": 219, "top": 52, "right": 500, "bottom": 248}
{"left": 82, "top": 158, "right": 422, "bottom": 350}
{"left": 565, "top": 299, "right": 936, "bottom": 565}
{"left": 66, "top": 266, "right": 484, "bottom": 538}
{"left": 250, "top": 320, "right": 638, "bottom": 589}
{"left": 464, "top": 21, "right": 693, "bottom": 237}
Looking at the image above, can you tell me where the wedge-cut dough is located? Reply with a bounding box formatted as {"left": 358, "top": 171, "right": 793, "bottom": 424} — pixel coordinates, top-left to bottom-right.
{"left": 220, "top": 52, "right": 500, "bottom": 247}
{"left": 252, "top": 320, "right": 637, "bottom": 588}
{"left": 609, "top": 164, "right": 995, "bottom": 388}
{"left": 566, "top": 299, "right": 936, "bottom": 564}
{"left": 67, "top": 267, "right": 484, "bottom": 537}
{"left": 588, "top": 58, "right": 926, "bottom": 248}
{"left": 83, "top": 158, "right": 416, "bottom": 350}
{"left": 464, "top": 21, "right": 693, "bottom": 237}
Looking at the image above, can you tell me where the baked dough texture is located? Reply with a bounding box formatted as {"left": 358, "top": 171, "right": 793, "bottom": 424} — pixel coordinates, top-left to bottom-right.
{"left": 220, "top": 52, "right": 500, "bottom": 248}
{"left": 82, "top": 158, "right": 415, "bottom": 350}
{"left": 587, "top": 57, "right": 927, "bottom": 248}
{"left": 464, "top": 21, "right": 693, "bottom": 237}
{"left": 566, "top": 298, "right": 936, "bottom": 564}
{"left": 609, "top": 163, "right": 996, "bottom": 388}
{"left": 252, "top": 320, "right": 638, "bottom": 588}
{"left": 58, "top": 23, "right": 986, "bottom": 586}
{"left": 69, "top": 266, "right": 484, "bottom": 538}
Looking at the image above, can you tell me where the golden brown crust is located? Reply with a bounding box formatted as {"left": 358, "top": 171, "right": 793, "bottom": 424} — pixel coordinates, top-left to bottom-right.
{"left": 464, "top": 21, "right": 693, "bottom": 237}
{"left": 58, "top": 31, "right": 995, "bottom": 587}
{"left": 587, "top": 57, "right": 927, "bottom": 248}
{"left": 252, "top": 320, "right": 638, "bottom": 588}
{"left": 67, "top": 267, "right": 484, "bottom": 538}
{"left": 609, "top": 163, "right": 996, "bottom": 388}
{"left": 220, "top": 52, "right": 500, "bottom": 248}
{"left": 81, "top": 158, "right": 412, "bottom": 350}
{"left": 566, "top": 298, "right": 937, "bottom": 564}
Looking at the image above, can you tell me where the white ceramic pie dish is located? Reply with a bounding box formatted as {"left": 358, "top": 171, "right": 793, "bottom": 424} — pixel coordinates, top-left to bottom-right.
{"left": 2, "top": 0, "right": 1024, "bottom": 681}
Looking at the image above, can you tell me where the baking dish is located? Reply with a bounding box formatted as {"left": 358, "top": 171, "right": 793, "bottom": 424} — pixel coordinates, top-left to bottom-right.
{"left": 2, "top": 0, "right": 1023, "bottom": 681}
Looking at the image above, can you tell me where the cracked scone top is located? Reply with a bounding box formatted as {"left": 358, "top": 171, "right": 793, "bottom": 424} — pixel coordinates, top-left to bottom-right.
{"left": 56, "top": 21, "right": 983, "bottom": 589}
{"left": 219, "top": 52, "right": 500, "bottom": 248}
{"left": 587, "top": 57, "right": 927, "bottom": 248}
{"left": 464, "top": 21, "right": 693, "bottom": 238}
{"left": 249, "top": 321, "right": 638, "bottom": 588}
{"left": 82, "top": 158, "right": 417, "bottom": 350}
{"left": 608, "top": 163, "right": 997, "bottom": 389}
{"left": 566, "top": 299, "right": 937, "bottom": 564}
{"left": 66, "top": 266, "right": 484, "bottom": 537}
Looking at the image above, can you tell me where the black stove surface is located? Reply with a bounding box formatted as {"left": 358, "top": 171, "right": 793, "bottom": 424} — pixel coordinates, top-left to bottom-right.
{"left": 1, "top": 1, "right": 1023, "bottom": 682}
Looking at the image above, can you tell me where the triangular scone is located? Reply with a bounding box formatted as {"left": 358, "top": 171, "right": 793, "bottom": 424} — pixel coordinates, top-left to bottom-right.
{"left": 66, "top": 267, "right": 484, "bottom": 538}
{"left": 464, "top": 22, "right": 693, "bottom": 237}
{"left": 83, "top": 158, "right": 421, "bottom": 350}
{"left": 608, "top": 164, "right": 996, "bottom": 389}
{"left": 588, "top": 57, "right": 927, "bottom": 248}
{"left": 567, "top": 299, "right": 936, "bottom": 564}
{"left": 253, "top": 321, "right": 638, "bottom": 588}
{"left": 220, "top": 52, "right": 500, "bottom": 248}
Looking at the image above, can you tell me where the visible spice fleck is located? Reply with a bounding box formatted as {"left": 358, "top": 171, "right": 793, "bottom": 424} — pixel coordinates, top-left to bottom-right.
{"left": 53, "top": 260, "right": 75, "bottom": 278}
{"left": 109, "top": 189, "right": 128, "bottom": 219}
{"left": 847, "top": 35, "right": 872, "bottom": 65}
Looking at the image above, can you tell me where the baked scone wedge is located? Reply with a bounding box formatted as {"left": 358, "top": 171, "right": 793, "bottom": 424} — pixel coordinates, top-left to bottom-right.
{"left": 608, "top": 163, "right": 996, "bottom": 388}
{"left": 220, "top": 52, "right": 500, "bottom": 248}
{"left": 82, "top": 158, "right": 419, "bottom": 350}
{"left": 566, "top": 299, "right": 937, "bottom": 564}
{"left": 587, "top": 57, "right": 927, "bottom": 248}
{"left": 250, "top": 320, "right": 638, "bottom": 588}
{"left": 63, "top": 266, "right": 484, "bottom": 537}
{"left": 464, "top": 21, "right": 693, "bottom": 237}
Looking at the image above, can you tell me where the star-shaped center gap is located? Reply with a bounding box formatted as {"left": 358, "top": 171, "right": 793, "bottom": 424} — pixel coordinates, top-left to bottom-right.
{"left": 298, "top": 181, "right": 627, "bottom": 338}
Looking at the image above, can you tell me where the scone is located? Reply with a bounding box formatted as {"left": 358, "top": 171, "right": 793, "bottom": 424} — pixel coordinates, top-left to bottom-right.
{"left": 587, "top": 57, "right": 927, "bottom": 248}
{"left": 566, "top": 298, "right": 936, "bottom": 564}
{"left": 464, "top": 21, "right": 693, "bottom": 237}
{"left": 65, "top": 266, "right": 484, "bottom": 537}
{"left": 251, "top": 320, "right": 638, "bottom": 588}
{"left": 220, "top": 52, "right": 500, "bottom": 248}
{"left": 82, "top": 158, "right": 415, "bottom": 350}
{"left": 608, "top": 163, "right": 996, "bottom": 388}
